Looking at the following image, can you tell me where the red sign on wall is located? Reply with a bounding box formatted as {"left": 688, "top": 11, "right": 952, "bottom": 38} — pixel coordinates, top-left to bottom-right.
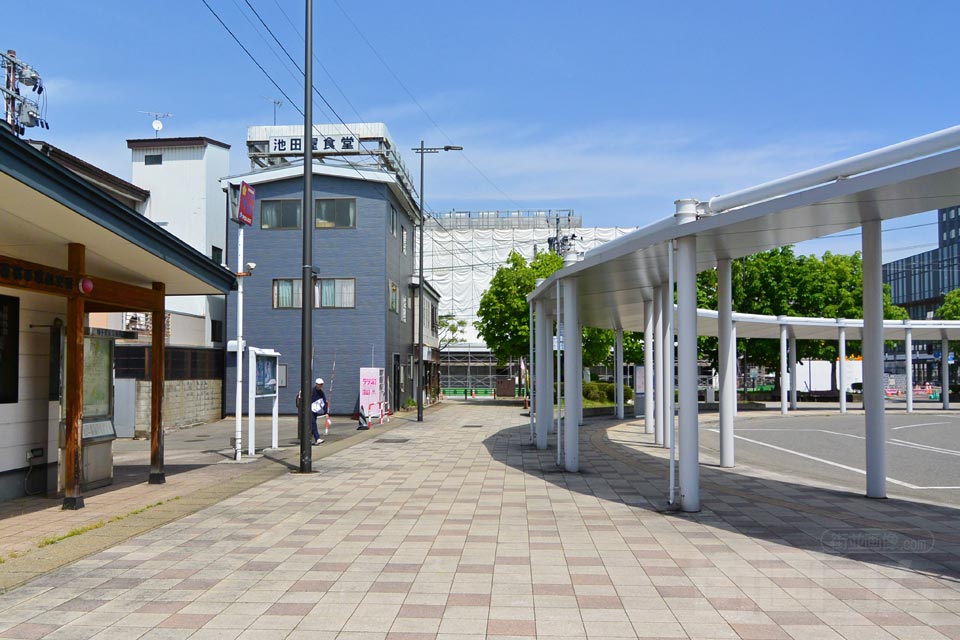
{"left": 238, "top": 182, "right": 255, "bottom": 226}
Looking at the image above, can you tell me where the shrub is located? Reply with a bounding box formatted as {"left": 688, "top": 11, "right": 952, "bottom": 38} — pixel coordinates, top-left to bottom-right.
{"left": 582, "top": 382, "right": 604, "bottom": 402}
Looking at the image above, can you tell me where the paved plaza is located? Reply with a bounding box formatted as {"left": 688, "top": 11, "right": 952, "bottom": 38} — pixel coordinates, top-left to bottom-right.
{"left": 1, "top": 401, "right": 960, "bottom": 639}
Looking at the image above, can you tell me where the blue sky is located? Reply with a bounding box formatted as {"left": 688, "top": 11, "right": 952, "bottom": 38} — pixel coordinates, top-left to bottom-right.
{"left": 6, "top": 1, "right": 958, "bottom": 258}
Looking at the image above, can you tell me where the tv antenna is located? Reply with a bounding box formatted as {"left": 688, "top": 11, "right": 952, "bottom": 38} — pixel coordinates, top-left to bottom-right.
{"left": 263, "top": 96, "right": 282, "bottom": 125}
{"left": 138, "top": 111, "right": 173, "bottom": 137}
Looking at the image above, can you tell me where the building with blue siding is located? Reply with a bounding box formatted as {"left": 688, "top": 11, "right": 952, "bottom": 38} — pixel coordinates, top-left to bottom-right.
{"left": 222, "top": 124, "right": 437, "bottom": 416}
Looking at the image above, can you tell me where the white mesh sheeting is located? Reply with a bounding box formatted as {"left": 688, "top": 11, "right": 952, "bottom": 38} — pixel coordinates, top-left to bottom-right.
{"left": 424, "top": 227, "right": 636, "bottom": 344}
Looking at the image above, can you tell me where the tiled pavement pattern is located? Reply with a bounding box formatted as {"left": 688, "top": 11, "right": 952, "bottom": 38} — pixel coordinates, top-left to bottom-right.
{"left": 1, "top": 402, "right": 960, "bottom": 639}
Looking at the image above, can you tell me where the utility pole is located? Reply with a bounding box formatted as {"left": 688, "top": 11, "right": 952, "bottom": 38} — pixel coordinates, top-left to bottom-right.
{"left": 1, "top": 50, "right": 47, "bottom": 135}
{"left": 3, "top": 50, "right": 15, "bottom": 130}
{"left": 299, "top": 0, "right": 314, "bottom": 473}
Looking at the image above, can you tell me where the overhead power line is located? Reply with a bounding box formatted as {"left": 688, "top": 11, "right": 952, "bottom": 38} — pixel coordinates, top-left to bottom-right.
{"left": 330, "top": 0, "right": 524, "bottom": 211}
{"left": 199, "top": 0, "right": 303, "bottom": 118}
{"left": 241, "top": 0, "right": 376, "bottom": 158}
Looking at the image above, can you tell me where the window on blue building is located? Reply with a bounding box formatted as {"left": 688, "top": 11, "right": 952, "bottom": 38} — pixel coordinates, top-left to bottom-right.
{"left": 261, "top": 200, "right": 301, "bottom": 229}
{"left": 319, "top": 278, "right": 355, "bottom": 308}
{"left": 316, "top": 198, "right": 356, "bottom": 228}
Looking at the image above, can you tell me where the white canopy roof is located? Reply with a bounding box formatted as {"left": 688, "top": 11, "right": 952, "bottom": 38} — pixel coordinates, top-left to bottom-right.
{"left": 694, "top": 310, "right": 960, "bottom": 342}
{"left": 529, "top": 126, "right": 960, "bottom": 332}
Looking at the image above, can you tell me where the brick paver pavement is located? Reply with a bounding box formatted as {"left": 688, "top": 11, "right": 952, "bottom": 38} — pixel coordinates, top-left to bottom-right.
{"left": 0, "top": 400, "right": 959, "bottom": 639}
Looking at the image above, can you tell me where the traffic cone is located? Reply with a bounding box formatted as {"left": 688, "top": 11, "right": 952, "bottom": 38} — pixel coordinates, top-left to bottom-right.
{"left": 471, "top": 389, "right": 476, "bottom": 398}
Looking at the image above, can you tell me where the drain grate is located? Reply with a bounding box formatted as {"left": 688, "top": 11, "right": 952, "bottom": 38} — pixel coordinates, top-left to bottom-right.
{"left": 462, "top": 424, "right": 483, "bottom": 428}
{"left": 374, "top": 438, "right": 409, "bottom": 444}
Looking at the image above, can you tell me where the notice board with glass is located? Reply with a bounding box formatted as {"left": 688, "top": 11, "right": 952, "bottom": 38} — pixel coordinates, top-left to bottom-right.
{"left": 83, "top": 336, "right": 113, "bottom": 419}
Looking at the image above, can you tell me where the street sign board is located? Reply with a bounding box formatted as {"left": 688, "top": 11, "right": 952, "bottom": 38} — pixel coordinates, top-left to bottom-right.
{"left": 238, "top": 181, "right": 255, "bottom": 226}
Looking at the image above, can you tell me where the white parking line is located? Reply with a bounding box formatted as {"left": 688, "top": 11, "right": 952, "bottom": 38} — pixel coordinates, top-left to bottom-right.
{"left": 892, "top": 421, "right": 952, "bottom": 431}
{"left": 721, "top": 432, "right": 920, "bottom": 489}
{"left": 706, "top": 429, "right": 960, "bottom": 490}
{"left": 889, "top": 438, "right": 960, "bottom": 457}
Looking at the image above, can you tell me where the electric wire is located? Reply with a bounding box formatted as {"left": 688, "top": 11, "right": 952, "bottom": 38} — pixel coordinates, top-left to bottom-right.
{"left": 241, "top": 0, "right": 378, "bottom": 158}
{"left": 201, "top": 0, "right": 386, "bottom": 186}
{"left": 330, "top": 0, "right": 524, "bottom": 211}
{"left": 269, "top": 0, "right": 369, "bottom": 127}
{"left": 227, "top": 0, "right": 319, "bottom": 116}
{"left": 200, "top": 0, "right": 304, "bottom": 118}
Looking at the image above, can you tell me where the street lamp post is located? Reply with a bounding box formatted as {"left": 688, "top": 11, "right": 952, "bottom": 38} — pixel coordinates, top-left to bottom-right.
{"left": 413, "top": 142, "right": 462, "bottom": 422}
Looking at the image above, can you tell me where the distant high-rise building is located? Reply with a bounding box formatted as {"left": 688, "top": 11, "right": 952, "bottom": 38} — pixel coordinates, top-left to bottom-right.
{"left": 883, "top": 205, "right": 960, "bottom": 382}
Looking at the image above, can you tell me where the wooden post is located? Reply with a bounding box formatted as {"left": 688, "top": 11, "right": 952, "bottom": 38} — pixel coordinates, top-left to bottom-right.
{"left": 149, "top": 282, "right": 165, "bottom": 484}
{"left": 63, "top": 244, "right": 85, "bottom": 510}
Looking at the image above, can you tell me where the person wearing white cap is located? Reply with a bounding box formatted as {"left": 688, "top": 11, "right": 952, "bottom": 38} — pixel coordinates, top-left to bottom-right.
{"left": 309, "top": 377, "right": 327, "bottom": 445}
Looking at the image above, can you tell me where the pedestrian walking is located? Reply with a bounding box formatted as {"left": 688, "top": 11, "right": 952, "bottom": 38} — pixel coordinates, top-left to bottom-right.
{"left": 310, "top": 378, "right": 327, "bottom": 445}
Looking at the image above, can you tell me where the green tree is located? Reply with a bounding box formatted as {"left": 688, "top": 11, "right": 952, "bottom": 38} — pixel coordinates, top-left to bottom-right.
{"left": 582, "top": 327, "right": 615, "bottom": 367}
{"left": 437, "top": 315, "right": 467, "bottom": 351}
{"left": 936, "top": 288, "right": 960, "bottom": 320}
{"left": 475, "top": 250, "right": 565, "bottom": 366}
{"left": 475, "top": 251, "right": 536, "bottom": 364}
{"left": 622, "top": 331, "right": 645, "bottom": 365}
{"left": 531, "top": 250, "right": 564, "bottom": 278}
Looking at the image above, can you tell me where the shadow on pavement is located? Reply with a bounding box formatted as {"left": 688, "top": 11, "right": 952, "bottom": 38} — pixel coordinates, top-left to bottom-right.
{"left": 483, "top": 416, "right": 960, "bottom": 583}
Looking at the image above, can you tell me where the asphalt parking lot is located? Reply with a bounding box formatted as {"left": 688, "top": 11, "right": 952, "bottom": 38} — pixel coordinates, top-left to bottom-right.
{"left": 699, "top": 404, "right": 960, "bottom": 506}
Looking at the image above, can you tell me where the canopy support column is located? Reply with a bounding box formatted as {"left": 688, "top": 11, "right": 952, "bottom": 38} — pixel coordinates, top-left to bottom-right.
{"left": 863, "top": 219, "right": 887, "bottom": 499}
{"left": 839, "top": 326, "right": 847, "bottom": 414}
{"left": 905, "top": 326, "right": 913, "bottom": 413}
{"left": 149, "top": 282, "right": 166, "bottom": 485}
{"left": 614, "top": 329, "right": 624, "bottom": 420}
{"left": 63, "top": 243, "right": 85, "bottom": 510}
{"left": 563, "top": 277, "right": 581, "bottom": 472}
{"left": 789, "top": 334, "right": 798, "bottom": 410}
{"left": 661, "top": 278, "right": 673, "bottom": 450}
{"left": 528, "top": 302, "right": 535, "bottom": 441}
{"left": 718, "top": 258, "right": 734, "bottom": 468}
{"left": 780, "top": 322, "right": 788, "bottom": 415}
{"left": 732, "top": 323, "right": 738, "bottom": 417}
{"left": 675, "top": 206, "right": 699, "bottom": 512}
{"left": 942, "top": 337, "right": 950, "bottom": 410}
{"left": 643, "top": 300, "right": 654, "bottom": 433}
{"left": 654, "top": 286, "right": 664, "bottom": 446}
{"left": 534, "top": 298, "right": 551, "bottom": 450}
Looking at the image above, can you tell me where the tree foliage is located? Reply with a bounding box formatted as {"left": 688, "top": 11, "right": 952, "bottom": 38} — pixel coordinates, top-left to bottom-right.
{"left": 697, "top": 248, "right": 908, "bottom": 389}
{"left": 936, "top": 288, "right": 960, "bottom": 320}
{"left": 437, "top": 316, "right": 467, "bottom": 351}
{"left": 475, "top": 251, "right": 564, "bottom": 365}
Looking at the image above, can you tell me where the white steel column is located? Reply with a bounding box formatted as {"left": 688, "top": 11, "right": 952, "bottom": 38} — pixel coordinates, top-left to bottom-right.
{"left": 732, "top": 323, "right": 738, "bottom": 417}
{"left": 654, "top": 286, "right": 664, "bottom": 446}
{"left": 718, "top": 258, "right": 734, "bottom": 468}
{"left": 942, "top": 337, "right": 950, "bottom": 410}
{"left": 534, "top": 299, "right": 551, "bottom": 450}
{"left": 528, "top": 303, "right": 535, "bottom": 441}
{"left": 839, "top": 326, "right": 847, "bottom": 414}
{"left": 675, "top": 206, "right": 699, "bottom": 512}
{"left": 564, "top": 277, "right": 581, "bottom": 472}
{"left": 862, "top": 219, "right": 886, "bottom": 499}
{"left": 615, "top": 330, "right": 624, "bottom": 420}
{"left": 780, "top": 322, "right": 788, "bottom": 414}
{"left": 905, "top": 326, "right": 913, "bottom": 413}
{"left": 789, "top": 334, "right": 798, "bottom": 410}
{"left": 644, "top": 300, "right": 655, "bottom": 434}
{"left": 662, "top": 276, "right": 674, "bottom": 450}
{"left": 554, "top": 282, "right": 562, "bottom": 437}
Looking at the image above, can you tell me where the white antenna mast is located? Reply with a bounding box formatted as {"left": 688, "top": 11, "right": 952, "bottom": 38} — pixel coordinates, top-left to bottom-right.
{"left": 263, "top": 96, "right": 282, "bottom": 125}
{"left": 138, "top": 111, "right": 173, "bottom": 138}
